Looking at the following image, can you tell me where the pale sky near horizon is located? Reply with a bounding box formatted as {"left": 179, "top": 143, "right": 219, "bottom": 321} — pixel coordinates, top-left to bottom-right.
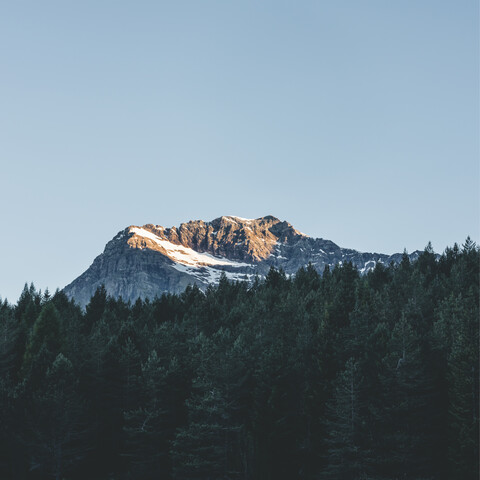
{"left": 1, "top": 1, "right": 478, "bottom": 303}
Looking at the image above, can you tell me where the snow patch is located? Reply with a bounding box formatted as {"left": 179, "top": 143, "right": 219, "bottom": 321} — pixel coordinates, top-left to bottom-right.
{"left": 171, "top": 263, "right": 255, "bottom": 284}
{"left": 360, "top": 260, "right": 377, "bottom": 274}
{"left": 226, "top": 216, "right": 254, "bottom": 222}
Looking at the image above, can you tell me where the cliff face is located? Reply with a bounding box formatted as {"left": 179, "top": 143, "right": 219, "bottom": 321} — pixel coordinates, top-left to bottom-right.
{"left": 134, "top": 215, "right": 305, "bottom": 262}
{"left": 63, "top": 215, "right": 420, "bottom": 307}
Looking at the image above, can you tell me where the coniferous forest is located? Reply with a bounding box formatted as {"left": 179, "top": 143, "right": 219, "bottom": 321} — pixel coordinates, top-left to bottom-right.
{"left": 0, "top": 240, "right": 478, "bottom": 480}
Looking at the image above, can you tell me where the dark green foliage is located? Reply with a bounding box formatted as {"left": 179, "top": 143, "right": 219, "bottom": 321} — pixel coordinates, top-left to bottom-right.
{"left": 323, "top": 358, "right": 370, "bottom": 479}
{"left": 25, "top": 353, "right": 86, "bottom": 480}
{"left": 124, "top": 351, "right": 184, "bottom": 478}
{"left": 22, "top": 302, "right": 64, "bottom": 382}
{"left": 0, "top": 239, "right": 478, "bottom": 479}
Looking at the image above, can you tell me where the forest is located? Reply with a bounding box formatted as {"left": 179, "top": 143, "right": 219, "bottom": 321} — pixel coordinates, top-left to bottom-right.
{"left": 0, "top": 239, "right": 478, "bottom": 480}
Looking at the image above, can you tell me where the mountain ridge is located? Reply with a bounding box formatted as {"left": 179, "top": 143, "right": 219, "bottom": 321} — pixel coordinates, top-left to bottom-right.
{"left": 63, "top": 215, "right": 421, "bottom": 307}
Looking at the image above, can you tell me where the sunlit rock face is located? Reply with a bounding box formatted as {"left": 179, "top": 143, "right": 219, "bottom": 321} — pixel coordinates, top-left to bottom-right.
{"left": 64, "top": 215, "right": 420, "bottom": 307}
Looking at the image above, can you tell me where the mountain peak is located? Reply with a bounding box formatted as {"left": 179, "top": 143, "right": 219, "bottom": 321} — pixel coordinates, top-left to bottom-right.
{"left": 63, "top": 215, "right": 419, "bottom": 307}
{"left": 125, "top": 216, "right": 309, "bottom": 264}
{"left": 213, "top": 215, "right": 279, "bottom": 224}
{"left": 221, "top": 215, "right": 255, "bottom": 222}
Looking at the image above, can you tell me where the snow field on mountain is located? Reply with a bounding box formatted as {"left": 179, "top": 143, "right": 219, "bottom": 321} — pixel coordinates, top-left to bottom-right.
{"left": 129, "top": 227, "right": 251, "bottom": 268}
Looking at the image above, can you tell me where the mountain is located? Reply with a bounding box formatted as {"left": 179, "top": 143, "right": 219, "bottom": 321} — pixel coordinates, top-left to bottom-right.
{"left": 63, "top": 215, "right": 420, "bottom": 307}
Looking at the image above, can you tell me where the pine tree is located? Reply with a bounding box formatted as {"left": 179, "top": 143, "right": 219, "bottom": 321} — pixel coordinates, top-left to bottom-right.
{"left": 323, "top": 358, "right": 370, "bottom": 479}
{"left": 123, "top": 350, "right": 184, "bottom": 479}
{"left": 22, "top": 302, "right": 64, "bottom": 381}
{"left": 84, "top": 284, "right": 107, "bottom": 334}
{"left": 375, "top": 314, "right": 439, "bottom": 479}
{"left": 172, "top": 375, "right": 245, "bottom": 480}
{"left": 25, "top": 353, "right": 86, "bottom": 480}
{"left": 435, "top": 293, "right": 479, "bottom": 480}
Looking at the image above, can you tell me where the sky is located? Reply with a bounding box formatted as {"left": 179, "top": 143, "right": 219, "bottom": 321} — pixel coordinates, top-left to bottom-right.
{"left": 0, "top": 1, "right": 478, "bottom": 303}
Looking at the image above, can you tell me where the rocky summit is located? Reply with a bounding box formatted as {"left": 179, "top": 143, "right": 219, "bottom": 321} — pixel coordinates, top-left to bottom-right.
{"left": 63, "top": 215, "right": 420, "bottom": 307}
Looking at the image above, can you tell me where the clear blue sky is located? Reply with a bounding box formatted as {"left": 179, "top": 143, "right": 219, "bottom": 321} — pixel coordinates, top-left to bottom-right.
{"left": 1, "top": 1, "right": 478, "bottom": 303}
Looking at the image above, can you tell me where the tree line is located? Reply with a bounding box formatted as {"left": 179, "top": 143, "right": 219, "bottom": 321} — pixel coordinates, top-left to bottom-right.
{"left": 0, "top": 239, "right": 478, "bottom": 479}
